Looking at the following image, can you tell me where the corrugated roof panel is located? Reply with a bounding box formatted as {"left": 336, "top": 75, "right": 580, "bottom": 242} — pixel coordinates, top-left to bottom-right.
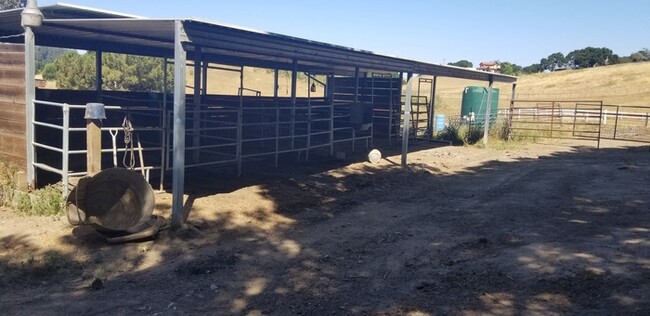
{"left": 0, "top": 4, "right": 517, "bottom": 83}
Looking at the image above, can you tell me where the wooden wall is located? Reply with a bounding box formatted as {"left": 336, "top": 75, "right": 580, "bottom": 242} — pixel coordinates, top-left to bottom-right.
{"left": 0, "top": 43, "right": 26, "bottom": 169}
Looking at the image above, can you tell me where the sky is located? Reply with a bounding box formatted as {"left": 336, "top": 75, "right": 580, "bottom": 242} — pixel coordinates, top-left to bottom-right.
{"left": 39, "top": 0, "right": 649, "bottom": 67}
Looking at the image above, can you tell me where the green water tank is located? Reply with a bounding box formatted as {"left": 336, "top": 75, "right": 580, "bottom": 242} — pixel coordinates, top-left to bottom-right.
{"left": 460, "top": 86, "right": 499, "bottom": 124}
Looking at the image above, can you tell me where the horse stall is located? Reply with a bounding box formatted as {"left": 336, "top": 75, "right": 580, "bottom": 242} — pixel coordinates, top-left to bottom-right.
{"left": 0, "top": 3, "right": 517, "bottom": 226}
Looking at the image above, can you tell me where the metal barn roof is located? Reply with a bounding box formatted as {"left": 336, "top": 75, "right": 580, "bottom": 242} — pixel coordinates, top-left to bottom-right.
{"left": 0, "top": 3, "right": 517, "bottom": 82}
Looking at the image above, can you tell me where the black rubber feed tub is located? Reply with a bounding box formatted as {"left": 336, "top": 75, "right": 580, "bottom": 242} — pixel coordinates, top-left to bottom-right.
{"left": 67, "top": 168, "right": 155, "bottom": 231}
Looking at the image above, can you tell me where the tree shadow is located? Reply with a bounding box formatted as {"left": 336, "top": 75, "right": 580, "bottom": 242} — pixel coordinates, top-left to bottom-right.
{"left": 1, "top": 144, "right": 649, "bottom": 315}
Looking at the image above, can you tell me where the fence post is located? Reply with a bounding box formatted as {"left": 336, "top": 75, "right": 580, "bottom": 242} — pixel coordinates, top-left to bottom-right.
{"left": 613, "top": 106, "right": 620, "bottom": 139}
{"left": 85, "top": 103, "right": 105, "bottom": 176}
{"left": 603, "top": 109, "right": 607, "bottom": 125}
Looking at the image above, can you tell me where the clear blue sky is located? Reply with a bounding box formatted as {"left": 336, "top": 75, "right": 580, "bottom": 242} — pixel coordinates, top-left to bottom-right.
{"left": 41, "top": 0, "right": 649, "bottom": 67}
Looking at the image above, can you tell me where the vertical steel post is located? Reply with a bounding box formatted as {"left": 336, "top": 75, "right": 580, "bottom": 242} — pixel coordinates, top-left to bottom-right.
{"left": 613, "top": 105, "right": 620, "bottom": 139}
{"left": 354, "top": 67, "right": 360, "bottom": 104}
{"left": 572, "top": 103, "right": 578, "bottom": 137}
{"left": 22, "top": 0, "right": 42, "bottom": 188}
{"left": 275, "top": 107, "right": 279, "bottom": 167}
{"left": 353, "top": 67, "right": 360, "bottom": 151}
{"left": 273, "top": 68, "right": 279, "bottom": 99}
{"left": 597, "top": 102, "right": 602, "bottom": 149}
{"left": 306, "top": 74, "right": 311, "bottom": 161}
{"left": 171, "top": 20, "right": 187, "bottom": 228}
{"left": 95, "top": 49, "right": 102, "bottom": 102}
{"left": 550, "top": 101, "right": 555, "bottom": 138}
{"left": 159, "top": 58, "right": 168, "bottom": 191}
{"left": 401, "top": 75, "right": 416, "bottom": 167}
{"left": 237, "top": 66, "right": 244, "bottom": 176}
{"left": 482, "top": 75, "right": 494, "bottom": 145}
{"left": 290, "top": 60, "right": 297, "bottom": 149}
{"left": 388, "top": 76, "right": 394, "bottom": 145}
{"left": 429, "top": 76, "right": 438, "bottom": 140}
{"left": 201, "top": 58, "right": 208, "bottom": 97}
{"left": 508, "top": 82, "right": 516, "bottom": 140}
{"left": 329, "top": 75, "right": 334, "bottom": 157}
{"left": 192, "top": 46, "right": 201, "bottom": 163}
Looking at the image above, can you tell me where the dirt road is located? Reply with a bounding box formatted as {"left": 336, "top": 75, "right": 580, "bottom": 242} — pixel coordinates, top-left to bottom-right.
{"left": 1, "top": 141, "right": 649, "bottom": 315}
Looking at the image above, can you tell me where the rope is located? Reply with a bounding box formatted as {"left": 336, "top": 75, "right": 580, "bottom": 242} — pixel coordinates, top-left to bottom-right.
{"left": 0, "top": 33, "right": 25, "bottom": 39}
{"left": 122, "top": 112, "right": 136, "bottom": 169}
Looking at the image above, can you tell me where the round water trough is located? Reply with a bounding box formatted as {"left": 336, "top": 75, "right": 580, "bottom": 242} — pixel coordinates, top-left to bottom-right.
{"left": 67, "top": 168, "right": 155, "bottom": 232}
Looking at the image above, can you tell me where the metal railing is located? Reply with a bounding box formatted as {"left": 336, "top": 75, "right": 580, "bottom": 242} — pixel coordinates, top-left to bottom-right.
{"left": 32, "top": 99, "right": 166, "bottom": 196}
{"left": 508, "top": 100, "right": 650, "bottom": 147}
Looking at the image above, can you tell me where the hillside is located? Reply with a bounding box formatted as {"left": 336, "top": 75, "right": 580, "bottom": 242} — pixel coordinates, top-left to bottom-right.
{"left": 198, "top": 62, "right": 650, "bottom": 118}
{"left": 46, "top": 61, "right": 650, "bottom": 117}
{"left": 417, "top": 62, "right": 650, "bottom": 117}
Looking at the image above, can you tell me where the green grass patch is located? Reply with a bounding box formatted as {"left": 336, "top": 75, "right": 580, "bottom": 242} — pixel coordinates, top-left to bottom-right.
{"left": 14, "top": 185, "right": 65, "bottom": 216}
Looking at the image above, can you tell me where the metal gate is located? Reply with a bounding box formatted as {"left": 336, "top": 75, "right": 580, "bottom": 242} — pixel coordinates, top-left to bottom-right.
{"left": 508, "top": 100, "right": 603, "bottom": 148}
{"left": 508, "top": 100, "right": 650, "bottom": 147}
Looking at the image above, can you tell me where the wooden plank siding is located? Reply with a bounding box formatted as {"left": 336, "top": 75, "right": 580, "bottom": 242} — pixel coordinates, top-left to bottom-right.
{"left": 0, "top": 43, "right": 26, "bottom": 168}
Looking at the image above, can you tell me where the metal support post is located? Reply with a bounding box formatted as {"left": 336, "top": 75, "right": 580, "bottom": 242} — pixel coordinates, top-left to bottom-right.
{"left": 402, "top": 75, "right": 416, "bottom": 167}
{"left": 482, "top": 75, "right": 494, "bottom": 145}
{"left": 95, "top": 50, "right": 102, "bottom": 102}
{"left": 237, "top": 66, "right": 244, "bottom": 175}
{"left": 290, "top": 60, "right": 297, "bottom": 149}
{"left": 329, "top": 76, "right": 334, "bottom": 157}
{"left": 171, "top": 20, "right": 187, "bottom": 228}
{"left": 306, "top": 75, "right": 312, "bottom": 161}
{"left": 22, "top": 0, "right": 43, "bottom": 188}
{"left": 429, "top": 76, "right": 437, "bottom": 140}
{"left": 192, "top": 46, "right": 202, "bottom": 163}
{"left": 201, "top": 58, "right": 208, "bottom": 97}
{"left": 613, "top": 105, "right": 620, "bottom": 139}
{"left": 159, "top": 58, "right": 168, "bottom": 191}
{"left": 507, "top": 82, "right": 516, "bottom": 139}
{"left": 273, "top": 68, "right": 279, "bottom": 99}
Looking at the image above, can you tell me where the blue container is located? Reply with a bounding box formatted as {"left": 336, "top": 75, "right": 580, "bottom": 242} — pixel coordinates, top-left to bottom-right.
{"left": 435, "top": 114, "right": 445, "bottom": 131}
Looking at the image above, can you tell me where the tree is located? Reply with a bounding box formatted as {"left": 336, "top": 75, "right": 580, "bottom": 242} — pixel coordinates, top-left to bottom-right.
{"left": 447, "top": 60, "right": 473, "bottom": 68}
{"left": 630, "top": 50, "right": 648, "bottom": 62}
{"left": 498, "top": 61, "right": 523, "bottom": 75}
{"left": 41, "top": 63, "right": 56, "bottom": 80}
{"left": 539, "top": 58, "right": 550, "bottom": 71}
{"left": 36, "top": 47, "right": 69, "bottom": 72}
{"left": 54, "top": 51, "right": 95, "bottom": 90}
{"left": 53, "top": 51, "right": 172, "bottom": 92}
{"left": 0, "top": 0, "right": 25, "bottom": 10}
{"left": 567, "top": 47, "right": 617, "bottom": 68}
{"left": 522, "top": 63, "right": 543, "bottom": 74}
{"left": 546, "top": 52, "right": 567, "bottom": 70}
{"left": 641, "top": 48, "right": 650, "bottom": 59}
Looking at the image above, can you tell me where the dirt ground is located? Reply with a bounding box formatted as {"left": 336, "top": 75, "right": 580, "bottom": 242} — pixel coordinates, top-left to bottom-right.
{"left": 1, "top": 139, "right": 649, "bottom": 315}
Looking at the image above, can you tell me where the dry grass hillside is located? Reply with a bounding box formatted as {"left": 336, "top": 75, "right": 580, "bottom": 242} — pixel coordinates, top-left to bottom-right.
{"left": 46, "top": 61, "right": 650, "bottom": 117}
{"left": 415, "top": 61, "right": 650, "bottom": 117}
{"left": 195, "top": 61, "right": 650, "bottom": 118}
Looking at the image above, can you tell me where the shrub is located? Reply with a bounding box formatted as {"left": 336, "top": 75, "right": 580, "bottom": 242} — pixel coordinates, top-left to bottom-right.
{"left": 14, "top": 185, "right": 64, "bottom": 216}
{"left": 0, "top": 159, "right": 17, "bottom": 206}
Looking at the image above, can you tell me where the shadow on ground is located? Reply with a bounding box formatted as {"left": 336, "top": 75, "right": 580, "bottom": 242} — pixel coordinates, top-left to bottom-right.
{"left": 1, "top": 143, "right": 649, "bottom": 315}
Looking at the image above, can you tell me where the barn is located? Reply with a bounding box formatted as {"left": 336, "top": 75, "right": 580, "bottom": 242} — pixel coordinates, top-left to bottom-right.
{"left": 0, "top": 2, "right": 517, "bottom": 226}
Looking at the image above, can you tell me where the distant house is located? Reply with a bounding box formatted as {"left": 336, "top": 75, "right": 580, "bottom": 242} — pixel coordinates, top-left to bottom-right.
{"left": 478, "top": 62, "right": 500, "bottom": 73}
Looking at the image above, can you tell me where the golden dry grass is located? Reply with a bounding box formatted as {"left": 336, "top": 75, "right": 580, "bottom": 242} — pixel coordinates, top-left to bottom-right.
{"left": 51, "top": 60, "right": 650, "bottom": 116}
{"left": 411, "top": 61, "right": 650, "bottom": 117}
